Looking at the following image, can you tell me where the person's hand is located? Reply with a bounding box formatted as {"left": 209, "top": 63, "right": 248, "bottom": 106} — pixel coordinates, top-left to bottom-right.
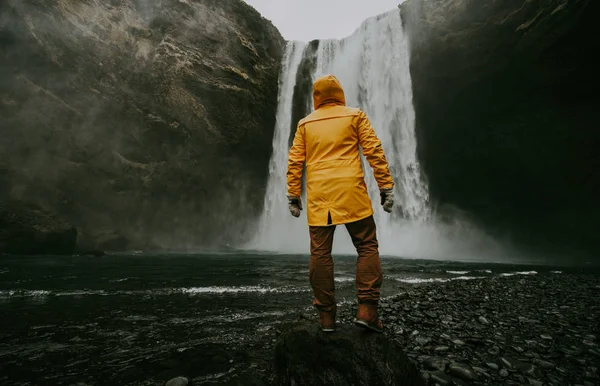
{"left": 288, "top": 196, "right": 302, "bottom": 217}
{"left": 380, "top": 188, "right": 394, "bottom": 213}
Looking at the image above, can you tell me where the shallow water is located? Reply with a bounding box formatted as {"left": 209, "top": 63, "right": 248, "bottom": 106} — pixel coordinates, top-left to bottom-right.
{"left": 0, "top": 253, "right": 597, "bottom": 385}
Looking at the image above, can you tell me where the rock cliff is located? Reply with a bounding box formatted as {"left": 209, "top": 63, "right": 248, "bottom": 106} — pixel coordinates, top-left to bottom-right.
{"left": 401, "top": 0, "right": 600, "bottom": 256}
{"left": 0, "top": 0, "right": 285, "bottom": 251}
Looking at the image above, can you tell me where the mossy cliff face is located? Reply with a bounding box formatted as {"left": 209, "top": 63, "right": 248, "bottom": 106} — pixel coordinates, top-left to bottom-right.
{"left": 0, "top": 0, "right": 285, "bottom": 251}
{"left": 401, "top": 0, "right": 599, "bottom": 255}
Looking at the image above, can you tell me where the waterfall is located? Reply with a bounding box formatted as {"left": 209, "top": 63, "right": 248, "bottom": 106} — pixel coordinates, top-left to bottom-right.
{"left": 245, "top": 9, "right": 517, "bottom": 262}
{"left": 248, "top": 41, "right": 309, "bottom": 252}
{"left": 311, "top": 11, "right": 432, "bottom": 236}
{"left": 248, "top": 9, "right": 434, "bottom": 256}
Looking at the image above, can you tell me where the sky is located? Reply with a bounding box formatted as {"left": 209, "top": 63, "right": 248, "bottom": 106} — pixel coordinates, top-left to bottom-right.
{"left": 243, "top": 0, "right": 400, "bottom": 41}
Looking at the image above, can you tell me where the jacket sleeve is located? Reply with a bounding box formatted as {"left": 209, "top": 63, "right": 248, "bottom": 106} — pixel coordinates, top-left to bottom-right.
{"left": 356, "top": 110, "right": 394, "bottom": 190}
{"left": 286, "top": 123, "right": 306, "bottom": 197}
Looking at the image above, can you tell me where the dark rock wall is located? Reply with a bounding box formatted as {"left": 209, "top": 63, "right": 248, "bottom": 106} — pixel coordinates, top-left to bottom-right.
{"left": 401, "top": 0, "right": 600, "bottom": 256}
{"left": 0, "top": 200, "right": 77, "bottom": 255}
{"left": 0, "top": 0, "right": 285, "bottom": 251}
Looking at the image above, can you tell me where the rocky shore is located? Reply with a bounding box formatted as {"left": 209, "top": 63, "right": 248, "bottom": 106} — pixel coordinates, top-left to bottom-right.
{"left": 163, "top": 271, "right": 599, "bottom": 386}
{"left": 333, "top": 272, "right": 600, "bottom": 386}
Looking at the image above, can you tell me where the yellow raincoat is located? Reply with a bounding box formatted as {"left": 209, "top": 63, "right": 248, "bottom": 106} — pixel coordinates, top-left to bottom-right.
{"left": 287, "top": 75, "right": 394, "bottom": 226}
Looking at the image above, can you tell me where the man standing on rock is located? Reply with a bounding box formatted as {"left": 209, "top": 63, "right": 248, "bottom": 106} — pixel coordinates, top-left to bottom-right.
{"left": 286, "top": 74, "right": 395, "bottom": 333}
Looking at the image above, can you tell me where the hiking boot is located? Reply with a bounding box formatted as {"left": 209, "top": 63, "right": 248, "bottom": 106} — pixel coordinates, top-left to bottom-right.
{"left": 319, "top": 306, "right": 336, "bottom": 333}
{"left": 353, "top": 303, "right": 383, "bottom": 333}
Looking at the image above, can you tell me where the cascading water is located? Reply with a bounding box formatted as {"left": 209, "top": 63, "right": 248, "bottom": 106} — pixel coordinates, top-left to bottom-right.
{"left": 249, "top": 9, "right": 429, "bottom": 255}
{"left": 248, "top": 41, "right": 309, "bottom": 252}
{"left": 248, "top": 9, "right": 508, "bottom": 260}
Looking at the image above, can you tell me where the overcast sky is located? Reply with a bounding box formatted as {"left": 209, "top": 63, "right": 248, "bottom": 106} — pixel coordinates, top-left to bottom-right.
{"left": 243, "top": 0, "right": 400, "bottom": 41}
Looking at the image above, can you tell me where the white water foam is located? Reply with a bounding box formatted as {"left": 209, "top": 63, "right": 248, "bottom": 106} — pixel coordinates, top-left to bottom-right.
{"left": 392, "top": 276, "right": 485, "bottom": 284}
{"left": 0, "top": 286, "right": 310, "bottom": 299}
{"left": 334, "top": 276, "right": 355, "bottom": 283}
{"left": 498, "top": 271, "right": 538, "bottom": 277}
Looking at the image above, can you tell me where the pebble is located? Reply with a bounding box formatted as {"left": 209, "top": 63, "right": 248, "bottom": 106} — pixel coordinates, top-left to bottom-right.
{"left": 448, "top": 363, "right": 477, "bottom": 381}
{"left": 533, "top": 358, "right": 555, "bottom": 369}
{"left": 429, "top": 371, "right": 452, "bottom": 385}
{"left": 416, "top": 336, "right": 431, "bottom": 345}
{"left": 488, "top": 346, "right": 500, "bottom": 355}
{"left": 423, "top": 356, "right": 449, "bottom": 372}
{"left": 334, "top": 272, "right": 600, "bottom": 386}
{"left": 500, "top": 357, "right": 513, "bottom": 369}
{"left": 472, "top": 366, "right": 490, "bottom": 377}
{"left": 165, "top": 377, "right": 189, "bottom": 386}
{"left": 520, "top": 363, "right": 538, "bottom": 377}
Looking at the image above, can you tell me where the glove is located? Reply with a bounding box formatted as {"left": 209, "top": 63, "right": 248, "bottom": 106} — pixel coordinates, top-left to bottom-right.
{"left": 380, "top": 188, "right": 394, "bottom": 213}
{"left": 288, "top": 196, "right": 302, "bottom": 217}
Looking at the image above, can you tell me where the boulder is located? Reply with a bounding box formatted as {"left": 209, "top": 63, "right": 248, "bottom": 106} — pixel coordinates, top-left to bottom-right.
{"left": 274, "top": 322, "right": 426, "bottom": 386}
{"left": 0, "top": 200, "right": 77, "bottom": 255}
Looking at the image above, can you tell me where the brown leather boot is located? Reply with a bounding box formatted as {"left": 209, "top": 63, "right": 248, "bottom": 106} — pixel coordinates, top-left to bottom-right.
{"left": 354, "top": 303, "right": 383, "bottom": 333}
{"left": 319, "top": 306, "right": 336, "bottom": 333}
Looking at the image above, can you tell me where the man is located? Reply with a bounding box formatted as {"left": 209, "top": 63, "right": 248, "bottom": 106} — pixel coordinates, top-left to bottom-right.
{"left": 286, "top": 74, "right": 395, "bottom": 333}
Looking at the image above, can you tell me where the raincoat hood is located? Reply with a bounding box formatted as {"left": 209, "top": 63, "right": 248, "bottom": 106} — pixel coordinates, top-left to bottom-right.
{"left": 313, "top": 74, "right": 346, "bottom": 110}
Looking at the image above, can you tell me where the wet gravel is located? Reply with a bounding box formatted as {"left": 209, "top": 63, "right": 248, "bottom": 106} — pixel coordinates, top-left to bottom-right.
{"left": 336, "top": 272, "right": 600, "bottom": 386}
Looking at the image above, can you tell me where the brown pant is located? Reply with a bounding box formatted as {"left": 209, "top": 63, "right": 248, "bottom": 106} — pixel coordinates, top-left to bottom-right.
{"left": 309, "top": 215, "right": 383, "bottom": 312}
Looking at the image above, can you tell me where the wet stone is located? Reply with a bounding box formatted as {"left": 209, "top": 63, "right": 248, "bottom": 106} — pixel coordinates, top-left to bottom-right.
{"left": 500, "top": 357, "right": 513, "bottom": 369}
{"left": 429, "top": 371, "right": 453, "bottom": 385}
{"left": 435, "top": 345, "right": 450, "bottom": 352}
{"left": 528, "top": 378, "right": 543, "bottom": 386}
{"left": 472, "top": 366, "right": 490, "bottom": 378}
{"left": 478, "top": 316, "right": 490, "bottom": 324}
{"left": 423, "top": 356, "right": 449, "bottom": 372}
{"left": 540, "top": 334, "right": 553, "bottom": 340}
{"left": 448, "top": 363, "right": 478, "bottom": 381}
{"left": 416, "top": 336, "right": 431, "bottom": 346}
{"left": 165, "top": 377, "right": 189, "bottom": 386}
{"left": 486, "top": 362, "right": 499, "bottom": 371}
{"left": 500, "top": 368, "right": 509, "bottom": 377}
{"left": 488, "top": 346, "right": 500, "bottom": 355}
{"left": 533, "top": 359, "right": 555, "bottom": 369}
{"left": 519, "top": 363, "right": 539, "bottom": 377}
